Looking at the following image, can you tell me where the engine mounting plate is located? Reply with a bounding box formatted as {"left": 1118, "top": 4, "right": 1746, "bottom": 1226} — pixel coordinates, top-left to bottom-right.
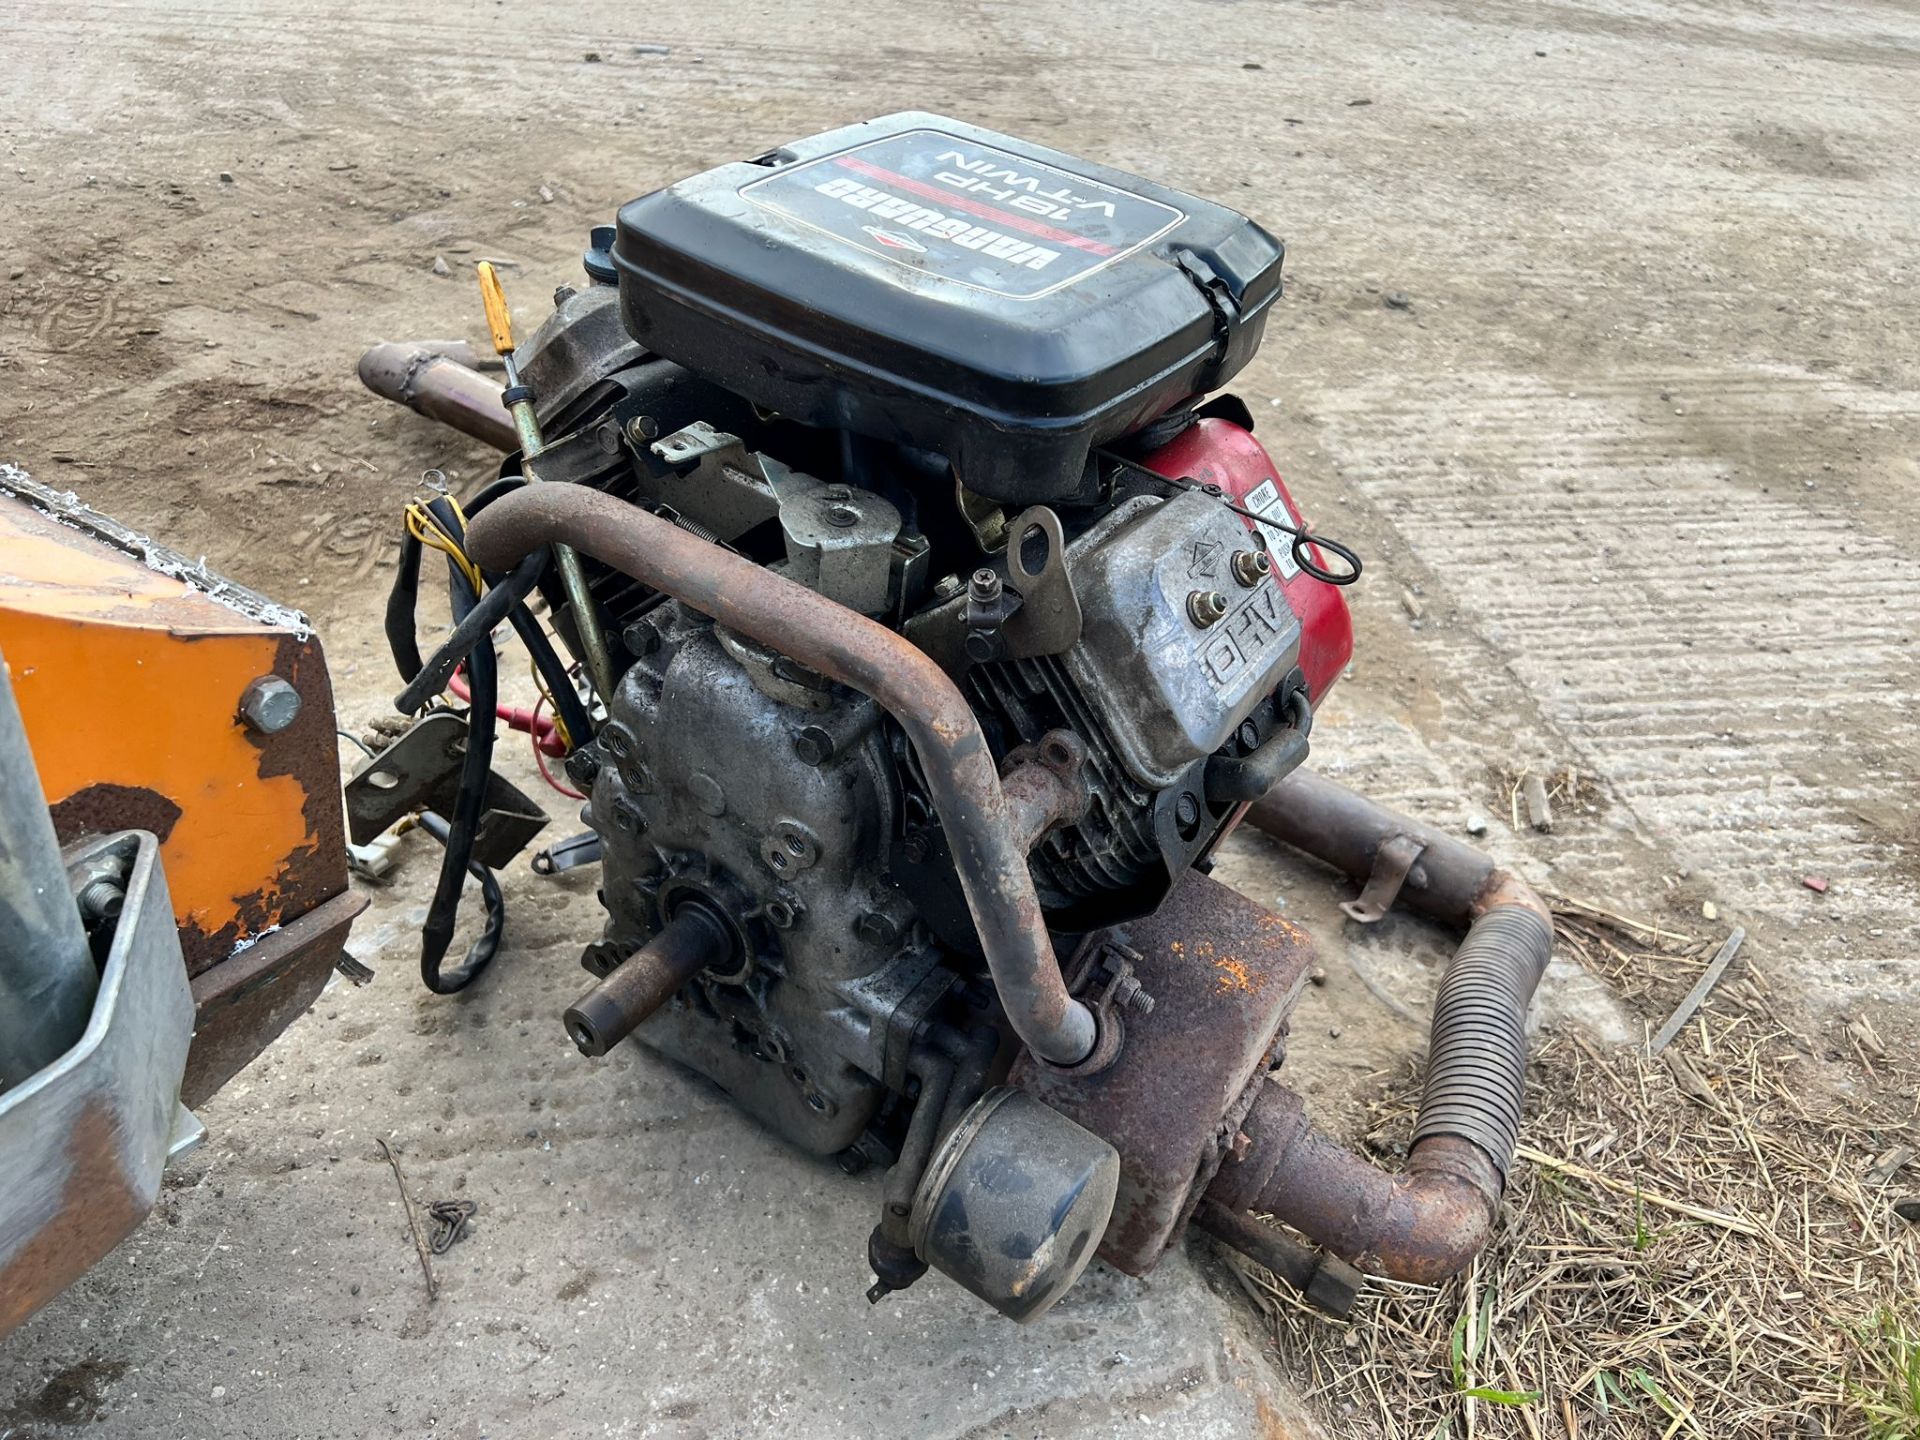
{"left": 1010, "top": 869, "right": 1316, "bottom": 1275}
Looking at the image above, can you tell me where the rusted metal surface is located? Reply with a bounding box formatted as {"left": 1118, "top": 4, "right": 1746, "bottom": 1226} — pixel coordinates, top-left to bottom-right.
{"left": 1339, "top": 832, "right": 1426, "bottom": 925}
{"left": 183, "top": 888, "right": 369, "bottom": 1107}
{"left": 1208, "top": 1082, "right": 1504, "bottom": 1286}
{"left": 563, "top": 904, "right": 732, "bottom": 1057}
{"left": 1191, "top": 1199, "right": 1364, "bottom": 1319}
{"left": 0, "top": 831, "right": 194, "bottom": 1342}
{"left": 1228, "top": 769, "right": 1555, "bottom": 1284}
{"left": 999, "top": 731, "right": 1089, "bottom": 854}
{"left": 462, "top": 483, "right": 1099, "bottom": 1066}
{"left": 357, "top": 340, "right": 517, "bottom": 452}
{"left": 1009, "top": 870, "right": 1318, "bottom": 1275}
{"left": 1242, "top": 768, "right": 1551, "bottom": 930}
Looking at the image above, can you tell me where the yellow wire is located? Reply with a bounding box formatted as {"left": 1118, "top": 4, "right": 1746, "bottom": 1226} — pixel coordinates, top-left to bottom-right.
{"left": 404, "top": 499, "right": 484, "bottom": 594}
{"left": 399, "top": 496, "right": 579, "bottom": 756}
{"left": 530, "top": 656, "right": 573, "bottom": 751}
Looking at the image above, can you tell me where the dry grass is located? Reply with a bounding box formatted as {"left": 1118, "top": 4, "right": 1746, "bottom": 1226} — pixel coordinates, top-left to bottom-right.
{"left": 1226, "top": 902, "right": 1920, "bottom": 1438}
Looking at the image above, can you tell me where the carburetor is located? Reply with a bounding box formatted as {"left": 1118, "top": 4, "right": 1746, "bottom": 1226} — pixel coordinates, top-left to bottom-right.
{"left": 359, "top": 113, "right": 1555, "bottom": 1322}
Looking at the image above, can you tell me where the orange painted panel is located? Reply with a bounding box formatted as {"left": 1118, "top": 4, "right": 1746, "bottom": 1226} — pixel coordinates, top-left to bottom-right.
{"left": 0, "top": 498, "right": 336, "bottom": 966}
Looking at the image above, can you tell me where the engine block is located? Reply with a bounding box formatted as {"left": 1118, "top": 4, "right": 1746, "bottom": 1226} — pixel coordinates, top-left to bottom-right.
{"left": 592, "top": 607, "right": 950, "bottom": 1156}
{"left": 362, "top": 110, "right": 1554, "bottom": 1327}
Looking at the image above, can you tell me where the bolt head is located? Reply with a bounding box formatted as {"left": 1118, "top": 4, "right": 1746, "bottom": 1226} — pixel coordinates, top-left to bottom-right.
{"left": 854, "top": 911, "right": 900, "bottom": 948}
{"left": 1187, "top": 590, "right": 1230, "bottom": 627}
{"left": 1231, "top": 549, "right": 1273, "bottom": 587}
{"left": 564, "top": 747, "right": 602, "bottom": 789}
{"left": 794, "top": 725, "right": 834, "bottom": 767}
{"left": 239, "top": 675, "right": 301, "bottom": 733}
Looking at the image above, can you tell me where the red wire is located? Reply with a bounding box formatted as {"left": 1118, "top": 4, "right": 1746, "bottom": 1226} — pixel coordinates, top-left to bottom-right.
{"left": 531, "top": 688, "right": 586, "bottom": 799}
{"left": 443, "top": 661, "right": 580, "bottom": 796}
{"left": 448, "top": 666, "right": 565, "bottom": 755}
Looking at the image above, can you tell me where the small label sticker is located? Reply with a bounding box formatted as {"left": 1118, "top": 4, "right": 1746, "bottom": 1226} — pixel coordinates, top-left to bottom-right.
{"left": 1240, "top": 478, "right": 1301, "bottom": 580}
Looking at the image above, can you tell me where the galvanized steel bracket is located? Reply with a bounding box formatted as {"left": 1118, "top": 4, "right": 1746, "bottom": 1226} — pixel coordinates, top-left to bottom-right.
{"left": 0, "top": 831, "right": 195, "bottom": 1340}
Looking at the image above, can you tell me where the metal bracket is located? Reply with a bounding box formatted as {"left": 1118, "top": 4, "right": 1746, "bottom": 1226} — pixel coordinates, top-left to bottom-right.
{"left": 1340, "top": 833, "right": 1428, "bottom": 925}
{"left": 344, "top": 710, "right": 549, "bottom": 869}
{"left": 1, "top": 831, "right": 195, "bottom": 1340}
{"left": 532, "top": 829, "right": 604, "bottom": 876}
{"left": 999, "top": 507, "right": 1082, "bottom": 658}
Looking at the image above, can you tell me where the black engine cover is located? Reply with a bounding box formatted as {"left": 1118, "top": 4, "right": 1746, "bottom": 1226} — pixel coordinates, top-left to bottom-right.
{"left": 612, "top": 113, "right": 1284, "bottom": 504}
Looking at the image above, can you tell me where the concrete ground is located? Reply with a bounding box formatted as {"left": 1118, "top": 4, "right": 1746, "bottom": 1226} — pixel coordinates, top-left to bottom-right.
{"left": 2, "top": 0, "right": 1917, "bottom": 1435}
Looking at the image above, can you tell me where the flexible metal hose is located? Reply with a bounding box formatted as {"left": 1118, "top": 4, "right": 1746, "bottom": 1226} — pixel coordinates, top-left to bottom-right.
{"left": 1412, "top": 904, "right": 1553, "bottom": 1170}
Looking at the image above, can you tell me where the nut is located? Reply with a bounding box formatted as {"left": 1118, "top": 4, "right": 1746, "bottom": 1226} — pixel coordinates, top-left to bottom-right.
{"left": 564, "top": 747, "right": 602, "bottom": 789}
{"left": 1187, "top": 590, "right": 1230, "bottom": 627}
{"left": 238, "top": 675, "right": 301, "bottom": 734}
{"left": 1231, "top": 549, "right": 1273, "bottom": 587}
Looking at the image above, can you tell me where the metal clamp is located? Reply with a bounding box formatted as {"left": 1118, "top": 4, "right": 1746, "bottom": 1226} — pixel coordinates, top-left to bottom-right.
{"left": 1340, "top": 833, "right": 1427, "bottom": 924}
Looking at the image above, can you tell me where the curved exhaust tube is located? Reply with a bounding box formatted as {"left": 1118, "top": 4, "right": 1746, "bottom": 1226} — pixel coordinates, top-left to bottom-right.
{"left": 461, "top": 484, "right": 1099, "bottom": 1067}
{"left": 1210, "top": 771, "right": 1554, "bottom": 1284}
{"left": 358, "top": 341, "right": 516, "bottom": 453}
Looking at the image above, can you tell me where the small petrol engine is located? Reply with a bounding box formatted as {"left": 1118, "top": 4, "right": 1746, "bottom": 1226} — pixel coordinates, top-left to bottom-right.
{"left": 363, "top": 114, "right": 1553, "bottom": 1322}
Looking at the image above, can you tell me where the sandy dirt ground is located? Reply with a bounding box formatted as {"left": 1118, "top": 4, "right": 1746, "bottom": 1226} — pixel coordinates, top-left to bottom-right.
{"left": 2, "top": 0, "right": 1917, "bottom": 1435}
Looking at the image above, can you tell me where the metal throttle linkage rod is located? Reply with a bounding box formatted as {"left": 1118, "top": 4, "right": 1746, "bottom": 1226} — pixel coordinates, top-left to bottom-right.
{"left": 475, "top": 261, "right": 618, "bottom": 707}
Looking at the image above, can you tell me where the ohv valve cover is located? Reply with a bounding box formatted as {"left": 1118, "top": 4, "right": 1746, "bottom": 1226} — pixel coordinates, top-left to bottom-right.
{"left": 613, "top": 113, "right": 1286, "bottom": 503}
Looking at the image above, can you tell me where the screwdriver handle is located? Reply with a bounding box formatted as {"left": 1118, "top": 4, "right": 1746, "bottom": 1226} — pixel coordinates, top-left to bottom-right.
{"left": 476, "top": 261, "right": 515, "bottom": 356}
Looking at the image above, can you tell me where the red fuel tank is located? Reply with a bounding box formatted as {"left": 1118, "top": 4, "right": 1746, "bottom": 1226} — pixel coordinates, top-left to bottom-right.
{"left": 1138, "top": 417, "right": 1353, "bottom": 702}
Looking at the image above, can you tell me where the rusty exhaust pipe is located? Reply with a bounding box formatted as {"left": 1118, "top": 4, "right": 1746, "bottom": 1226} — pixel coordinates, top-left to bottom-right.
{"left": 358, "top": 341, "right": 516, "bottom": 453}
{"left": 1207, "top": 770, "right": 1554, "bottom": 1284}
{"left": 462, "top": 483, "right": 1099, "bottom": 1068}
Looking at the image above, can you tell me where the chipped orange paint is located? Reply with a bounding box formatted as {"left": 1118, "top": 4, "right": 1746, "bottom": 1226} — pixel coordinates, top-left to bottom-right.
{"left": 1212, "top": 956, "right": 1266, "bottom": 995}
{"left": 0, "top": 504, "right": 315, "bottom": 955}
{"left": 1168, "top": 934, "right": 1269, "bottom": 995}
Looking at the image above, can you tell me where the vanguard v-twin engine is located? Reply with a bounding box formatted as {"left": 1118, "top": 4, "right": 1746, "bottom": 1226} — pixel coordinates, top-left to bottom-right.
{"left": 357, "top": 114, "right": 1555, "bottom": 1321}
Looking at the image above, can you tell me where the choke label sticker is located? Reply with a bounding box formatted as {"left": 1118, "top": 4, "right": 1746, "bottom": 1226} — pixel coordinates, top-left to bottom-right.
{"left": 1239, "top": 478, "right": 1303, "bottom": 579}
{"left": 740, "top": 129, "right": 1184, "bottom": 300}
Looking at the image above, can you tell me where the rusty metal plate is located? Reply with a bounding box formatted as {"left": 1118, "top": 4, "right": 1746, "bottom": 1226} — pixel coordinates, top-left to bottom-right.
{"left": 1011, "top": 870, "right": 1316, "bottom": 1275}
{"left": 183, "top": 888, "right": 369, "bottom": 1107}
